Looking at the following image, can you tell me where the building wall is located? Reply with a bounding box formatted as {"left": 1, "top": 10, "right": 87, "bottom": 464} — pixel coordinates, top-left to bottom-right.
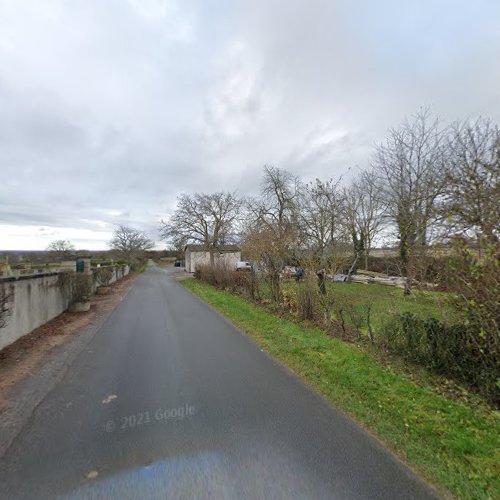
{"left": 185, "top": 251, "right": 241, "bottom": 273}
{"left": 185, "top": 249, "right": 193, "bottom": 273}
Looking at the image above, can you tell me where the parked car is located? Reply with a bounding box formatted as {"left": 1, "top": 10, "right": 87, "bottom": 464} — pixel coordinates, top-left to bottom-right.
{"left": 174, "top": 260, "right": 184, "bottom": 267}
{"left": 236, "top": 261, "right": 252, "bottom": 271}
{"left": 281, "top": 266, "right": 297, "bottom": 278}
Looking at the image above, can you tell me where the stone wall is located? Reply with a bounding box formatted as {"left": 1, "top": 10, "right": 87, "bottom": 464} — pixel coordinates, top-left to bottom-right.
{"left": 0, "top": 265, "right": 130, "bottom": 352}
{"left": 0, "top": 274, "right": 70, "bottom": 351}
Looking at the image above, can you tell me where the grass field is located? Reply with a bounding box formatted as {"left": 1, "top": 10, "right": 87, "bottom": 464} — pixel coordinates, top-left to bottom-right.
{"left": 261, "top": 279, "right": 456, "bottom": 335}
{"left": 182, "top": 278, "right": 500, "bottom": 500}
{"left": 325, "top": 282, "right": 454, "bottom": 332}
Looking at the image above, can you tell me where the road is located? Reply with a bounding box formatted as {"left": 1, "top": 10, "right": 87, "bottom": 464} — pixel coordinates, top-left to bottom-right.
{"left": 0, "top": 264, "right": 439, "bottom": 499}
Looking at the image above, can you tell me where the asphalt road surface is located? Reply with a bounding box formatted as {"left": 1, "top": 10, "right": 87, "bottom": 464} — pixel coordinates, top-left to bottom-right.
{"left": 0, "top": 264, "right": 439, "bottom": 499}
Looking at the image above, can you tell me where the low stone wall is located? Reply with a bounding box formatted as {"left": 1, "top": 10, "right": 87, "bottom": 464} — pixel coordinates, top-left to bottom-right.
{"left": 111, "top": 265, "right": 129, "bottom": 283}
{"left": 0, "top": 265, "right": 130, "bottom": 352}
{"left": 91, "top": 265, "right": 129, "bottom": 292}
{"left": 0, "top": 274, "right": 70, "bottom": 351}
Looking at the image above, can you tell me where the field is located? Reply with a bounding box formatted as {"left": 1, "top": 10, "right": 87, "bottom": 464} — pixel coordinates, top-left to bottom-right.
{"left": 183, "top": 278, "right": 500, "bottom": 499}
{"left": 263, "top": 279, "right": 455, "bottom": 334}
{"left": 326, "top": 282, "right": 454, "bottom": 331}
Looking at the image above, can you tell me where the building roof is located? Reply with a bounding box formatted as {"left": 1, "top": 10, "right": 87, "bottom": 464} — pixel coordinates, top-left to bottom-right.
{"left": 184, "top": 244, "right": 240, "bottom": 253}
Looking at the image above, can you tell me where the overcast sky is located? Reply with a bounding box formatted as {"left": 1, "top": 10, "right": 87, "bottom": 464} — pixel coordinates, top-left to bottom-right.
{"left": 1, "top": 0, "right": 499, "bottom": 250}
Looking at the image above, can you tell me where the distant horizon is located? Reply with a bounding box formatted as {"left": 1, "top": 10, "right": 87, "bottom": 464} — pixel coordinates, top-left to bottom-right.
{"left": 0, "top": 244, "right": 167, "bottom": 253}
{"left": 1, "top": 1, "right": 499, "bottom": 249}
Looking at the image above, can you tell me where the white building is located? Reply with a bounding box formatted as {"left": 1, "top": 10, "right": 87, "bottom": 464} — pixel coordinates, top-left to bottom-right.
{"left": 184, "top": 245, "right": 241, "bottom": 273}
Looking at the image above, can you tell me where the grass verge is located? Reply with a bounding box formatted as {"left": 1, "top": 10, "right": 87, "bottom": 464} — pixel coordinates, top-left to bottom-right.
{"left": 182, "top": 278, "right": 499, "bottom": 499}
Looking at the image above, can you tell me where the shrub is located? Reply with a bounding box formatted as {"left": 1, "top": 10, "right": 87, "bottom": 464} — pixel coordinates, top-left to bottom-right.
{"left": 93, "top": 266, "right": 114, "bottom": 287}
{"left": 194, "top": 264, "right": 216, "bottom": 284}
{"left": 234, "top": 271, "right": 259, "bottom": 300}
{"left": 445, "top": 238, "right": 499, "bottom": 403}
{"left": 194, "top": 263, "right": 254, "bottom": 295}
{"left": 365, "top": 255, "right": 402, "bottom": 276}
{"left": 383, "top": 312, "right": 499, "bottom": 404}
{"left": 282, "top": 284, "right": 298, "bottom": 316}
{"left": 297, "top": 275, "right": 317, "bottom": 321}
{"left": 71, "top": 274, "right": 93, "bottom": 303}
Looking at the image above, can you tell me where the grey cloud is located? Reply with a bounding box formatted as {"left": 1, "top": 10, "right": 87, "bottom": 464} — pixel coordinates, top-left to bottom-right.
{"left": 1, "top": 0, "right": 499, "bottom": 249}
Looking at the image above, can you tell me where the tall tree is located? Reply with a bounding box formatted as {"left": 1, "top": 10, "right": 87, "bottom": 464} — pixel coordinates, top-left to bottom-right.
{"left": 160, "top": 192, "right": 243, "bottom": 265}
{"left": 373, "top": 109, "right": 446, "bottom": 292}
{"left": 110, "top": 225, "right": 154, "bottom": 268}
{"left": 442, "top": 117, "right": 499, "bottom": 248}
{"left": 245, "top": 166, "right": 300, "bottom": 302}
{"left": 343, "top": 169, "right": 386, "bottom": 270}
{"left": 299, "top": 177, "right": 346, "bottom": 265}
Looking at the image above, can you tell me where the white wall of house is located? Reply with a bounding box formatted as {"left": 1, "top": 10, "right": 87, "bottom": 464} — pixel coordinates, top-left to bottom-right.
{"left": 185, "top": 251, "right": 241, "bottom": 273}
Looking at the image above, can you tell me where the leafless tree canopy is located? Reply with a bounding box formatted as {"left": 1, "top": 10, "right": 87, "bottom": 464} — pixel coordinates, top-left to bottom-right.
{"left": 110, "top": 225, "right": 154, "bottom": 263}
{"left": 342, "top": 169, "right": 386, "bottom": 269}
{"left": 299, "top": 177, "right": 346, "bottom": 263}
{"left": 243, "top": 166, "right": 301, "bottom": 301}
{"left": 160, "top": 192, "right": 243, "bottom": 251}
{"left": 442, "top": 117, "right": 500, "bottom": 245}
{"left": 372, "top": 109, "right": 446, "bottom": 274}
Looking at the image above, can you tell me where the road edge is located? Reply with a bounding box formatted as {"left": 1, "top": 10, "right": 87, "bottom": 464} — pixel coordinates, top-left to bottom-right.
{"left": 177, "top": 277, "right": 447, "bottom": 500}
{"left": 0, "top": 276, "right": 138, "bottom": 459}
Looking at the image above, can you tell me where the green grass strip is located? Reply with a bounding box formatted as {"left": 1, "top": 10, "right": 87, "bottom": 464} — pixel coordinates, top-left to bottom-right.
{"left": 182, "top": 279, "right": 500, "bottom": 499}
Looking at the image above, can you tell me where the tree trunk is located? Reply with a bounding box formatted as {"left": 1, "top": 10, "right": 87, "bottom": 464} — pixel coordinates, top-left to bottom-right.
{"left": 325, "top": 304, "right": 332, "bottom": 331}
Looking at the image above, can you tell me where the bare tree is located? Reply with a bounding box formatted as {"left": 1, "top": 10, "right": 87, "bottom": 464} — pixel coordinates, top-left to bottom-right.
{"left": 47, "top": 240, "right": 75, "bottom": 258}
{"left": 299, "top": 177, "right": 346, "bottom": 265}
{"left": 300, "top": 243, "right": 352, "bottom": 330}
{"left": 245, "top": 166, "right": 300, "bottom": 302}
{"left": 110, "top": 225, "right": 154, "bottom": 268}
{"left": 442, "top": 117, "right": 499, "bottom": 249}
{"left": 373, "top": 108, "right": 446, "bottom": 293}
{"left": 343, "top": 169, "right": 386, "bottom": 270}
{"left": 256, "top": 165, "right": 300, "bottom": 231}
{"left": 160, "top": 192, "right": 243, "bottom": 265}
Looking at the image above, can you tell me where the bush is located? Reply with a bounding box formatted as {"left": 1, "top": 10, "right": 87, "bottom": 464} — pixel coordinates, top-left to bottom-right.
{"left": 234, "top": 270, "right": 259, "bottom": 300}
{"left": 130, "top": 256, "right": 147, "bottom": 271}
{"left": 194, "top": 264, "right": 252, "bottom": 293}
{"left": 383, "top": 312, "right": 499, "bottom": 404}
{"left": 365, "top": 255, "right": 402, "bottom": 276}
{"left": 282, "top": 283, "right": 298, "bottom": 315}
{"left": 297, "top": 275, "right": 317, "bottom": 321}
{"left": 93, "top": 266, "right": 114, "bottom": 287}
{"left": 446, "top": 238, "right": 499, "bottom": 403}
{"left": 70, "top": 273, "right": 93, "bottom": 303}
{"left": 194, "top": 263, "right": 261, "bottom": 301}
